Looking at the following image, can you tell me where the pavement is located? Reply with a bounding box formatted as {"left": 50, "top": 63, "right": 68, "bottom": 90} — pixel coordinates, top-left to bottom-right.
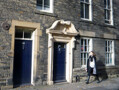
{"left": 10, "top": 77, "right": 119, "bottom": 90}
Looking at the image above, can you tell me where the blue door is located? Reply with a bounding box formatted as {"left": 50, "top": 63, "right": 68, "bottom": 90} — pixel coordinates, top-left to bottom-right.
{"left": 53, "top": 43, "right": 66, "bottom": 82}
{"left": 13, "top": 40, "right": 32, "bottom": 86}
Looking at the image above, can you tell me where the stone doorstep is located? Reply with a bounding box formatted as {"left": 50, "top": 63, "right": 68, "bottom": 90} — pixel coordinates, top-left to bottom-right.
{"left": 13, "top": 85, "right": 33, "bottom": 89}
{"left": 1, "top": 85, "right": 13, "bottom": 90}
{"left": 1, "top": 85, "right": 33, "bottom": 90}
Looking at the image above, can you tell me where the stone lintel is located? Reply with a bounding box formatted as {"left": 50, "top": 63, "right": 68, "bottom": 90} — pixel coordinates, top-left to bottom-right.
{"left": 79, "top": 30, "right": 95, "bottom": 37}
{"left": 104, "top": 33, "right": 117, "bottom": 39}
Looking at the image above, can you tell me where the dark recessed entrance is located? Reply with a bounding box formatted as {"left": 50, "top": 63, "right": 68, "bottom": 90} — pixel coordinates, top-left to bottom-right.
{"left": 53, "top": 42, "right": 66, "bottom": 82}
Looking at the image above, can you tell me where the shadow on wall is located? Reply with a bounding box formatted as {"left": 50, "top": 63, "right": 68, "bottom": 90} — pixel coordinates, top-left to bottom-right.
{"left": 97, "top": 60, "right": 108, "bottom": 81}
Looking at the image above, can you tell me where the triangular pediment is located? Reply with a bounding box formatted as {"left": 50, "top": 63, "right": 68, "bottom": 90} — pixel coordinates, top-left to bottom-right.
{"left": 46, "top": 20, "right": 78, "bottom": 36}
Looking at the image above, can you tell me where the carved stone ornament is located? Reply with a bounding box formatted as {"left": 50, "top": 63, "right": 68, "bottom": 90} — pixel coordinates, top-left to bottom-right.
{"left": 46, "top": 20, "right": 79, "bottom": 36}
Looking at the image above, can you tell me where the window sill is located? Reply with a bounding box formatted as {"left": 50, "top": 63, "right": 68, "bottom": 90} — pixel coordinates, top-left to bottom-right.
{"left": 81, "top": 18, "right": 92, "bottom": 21}
{"left": 103, "top": 23, "right": 115, "bottom": 28}
{"left": 106, "top": 64, "right": 115, "bottom": 67}
{"left": 79, "top": 19, "right": 93, "bottom": 24}
{"left": 81, "top": 65, "right": 86, "bottom": 68}
{"left": 35, "top": 10, "right": 57, "bottom": 17}
{"left": 35, "top": 7, "right": 57, "bottom": 17}
{"left": 79, "top": 19, "right": 115, "bottom": 28}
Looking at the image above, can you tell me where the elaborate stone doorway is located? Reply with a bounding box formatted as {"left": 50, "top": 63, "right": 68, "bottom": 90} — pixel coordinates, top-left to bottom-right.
{"left": 46, "top": 20, "right": 78, "bottom": 85}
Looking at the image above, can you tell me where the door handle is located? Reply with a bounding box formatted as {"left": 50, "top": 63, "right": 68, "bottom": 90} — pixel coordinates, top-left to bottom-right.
{"left": 22, "top": 42, "right": 25, "bottom": 50}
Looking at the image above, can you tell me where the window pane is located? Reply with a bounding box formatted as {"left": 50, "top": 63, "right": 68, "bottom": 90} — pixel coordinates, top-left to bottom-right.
{"left": 81, "top": 0, "right": 84, "bottom": 2}
{"left": 81, "top": 46, "right": 83, "bottom": 51}
{"left": 81, "top": 39, "right": 84, "bottom": 51}
{"left": 107, "top": 10, "right": 110, "bottom": 20}
{"left": 104, "top": 0, "right": 106, "bottom": 8}
{"left": 110, "top": 41, "right": 112, "bottom": 52}
{"left": 44, "top": 0, "right": 50, "bottom": 8}
{"left": 107, "top": 41, "right": 110, "bottom": 47}
{"left": 37, "top": 0, "right": 42, "bottom": 6}
{"left": 88, "top": 39, "right": 89, "bottom": 45}
{"left": 105, "top": 20, "right": 110, "bottom": 23}
{"left": 87, "top": 39, "right": 89, "bottom": 51}
{"left": 85, "top": 0, "right": 89, "bottom": 3}
{"left": 104, "top": 9, "right": 106, "bottom": 19}
{"left": 105, "top": 41, "right": 107, "bottom": 51}
{"left": 107, "top": 54, "right": 109, "bottom": 64}
{"left": 105, "top": 47, "right": 107, "bottom": 52}
{"left": 108, "top": 46, "right": 111, "bottom": 52}
{"left": 24, "top": 30, "right": 33, "bottom": 38}
{"left": 81, "top": 3, "right": 84, "bottom": 18}
{"left": 86, "top": 53, "right": 88, "bottom": 60}
{"left": 87, "top": 53, "right": 89, "bottom": 58}
{"left": 84, "top": 39, "right": 86, "bottom": 51}
{"left": 109, "top": 53, "right": 110, "bottom": 64}
{"left": 84, "top": 53, "right": 86, "bottom": 65}
{"left": 110, "top": 54, "right": 112, "bottom": 64}
{"left": 81, "top": 39, "right": 83, "bottom": 45}
{"left": 15, "top": 29, "right": 23, "bottom": 38}
{"left": 85, "top": 46, "right": 87, "bottom": 51}
{"left": 105, "top": 54, "right": 107, "bottom": 64}
{"left": 81, "top": 53, "right": 83, "bottom": 59}
{"left": 107, "top": 0, "right": 110, "bottom": 9}
{"left": 84, "top": 58, "right": 86, "bottom": 65}
{"left": 109, "top": 41, "right": 111, "bottom": 52}
{"left": 81, "top": 58, "right": 83, "bottom": 65}
{"left": 85, "top": 4, "right": 89, "bottom": 19}
{"left": 85, "top": 39, "right": 87, "bottom": 45}
{"left": 108, "top": 53, "right": 109, "bottom": 64}
{"left": 105, "top": 10, "right": 110, "bottom": 20}
{"left": 105, "top": 41, "right": 107, "bottom": 46}
{"left": 84, "top": 39, "right": 86, "bottom": 46}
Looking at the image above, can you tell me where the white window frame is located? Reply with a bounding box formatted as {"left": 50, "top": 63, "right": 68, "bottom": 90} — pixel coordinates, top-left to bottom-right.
{"left": 105, "top": 40, "right": 115, "bottom": 66}
{"left": 37, "top": 0, "right": 54, "bottom": 13}
{"left": 104, "top": 0, "right": 113, "bottom": 25}
{"left": 80, "top": 0, "right": 92, "bottom": 21}
{"left": 80, "top": 38, "right": 93, "bottom": 68}
{"left": 15, "top": 28, "right": 34, "bottom": 40}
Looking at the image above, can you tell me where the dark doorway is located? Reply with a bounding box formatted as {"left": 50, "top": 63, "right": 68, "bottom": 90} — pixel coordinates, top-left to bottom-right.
{"left": 13, "top": 40, "right": 32, "bottom": 87}
{"left": 53, "top": 42, "right": 66, "bottom": 82}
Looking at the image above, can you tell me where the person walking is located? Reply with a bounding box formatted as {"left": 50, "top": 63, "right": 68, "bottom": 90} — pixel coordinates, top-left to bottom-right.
{"left": 86, "top": 51, "right": 100, "bottom": 84}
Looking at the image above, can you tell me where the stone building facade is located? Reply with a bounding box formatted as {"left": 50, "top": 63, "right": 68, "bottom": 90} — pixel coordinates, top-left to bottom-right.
{"left": 0, "top": 0, "right": 119, "bottom": 89}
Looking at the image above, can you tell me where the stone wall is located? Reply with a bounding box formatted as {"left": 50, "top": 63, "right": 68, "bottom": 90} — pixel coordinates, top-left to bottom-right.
{"left": 0, "top": 0, "right": 57, "bottom": 87}
{"left": 0, "top": 0, "right": 119, "bottom": 88}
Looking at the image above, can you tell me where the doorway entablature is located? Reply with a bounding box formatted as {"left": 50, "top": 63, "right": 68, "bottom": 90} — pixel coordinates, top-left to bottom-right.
{"left": 46, "top": 20, "right": 78, "bottom": 85}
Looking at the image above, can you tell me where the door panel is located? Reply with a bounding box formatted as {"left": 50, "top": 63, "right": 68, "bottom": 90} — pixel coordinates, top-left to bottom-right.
{"left": 13, "top": 40, "right": 32, "bottom": 86}
{"left": 53, "top": 43, "right": 66, "bottom": 82}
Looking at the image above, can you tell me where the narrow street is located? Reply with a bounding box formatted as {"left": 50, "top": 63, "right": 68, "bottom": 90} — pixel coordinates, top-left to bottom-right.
{"left": 9, "top": 77, "right": 119, "bottom": 90}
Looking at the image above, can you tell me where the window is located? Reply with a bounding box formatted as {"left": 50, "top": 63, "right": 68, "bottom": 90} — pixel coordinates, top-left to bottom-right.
{"left": 105, "top": 40, "right": 115, "bottom": 65}
{"left": 37, "top": 0, "right": 53, "bottom": 13}
{"left": 80, "top": 0, "right": 92, "bottom": 20}
{"left": 15, "top": 28, "right": 34, "bottom": 39}
{"left": 80, "top": 38, "right": 93, "bottom": 67}
{"left": 104, "top": 0, "right": 113, "bottom": 25}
